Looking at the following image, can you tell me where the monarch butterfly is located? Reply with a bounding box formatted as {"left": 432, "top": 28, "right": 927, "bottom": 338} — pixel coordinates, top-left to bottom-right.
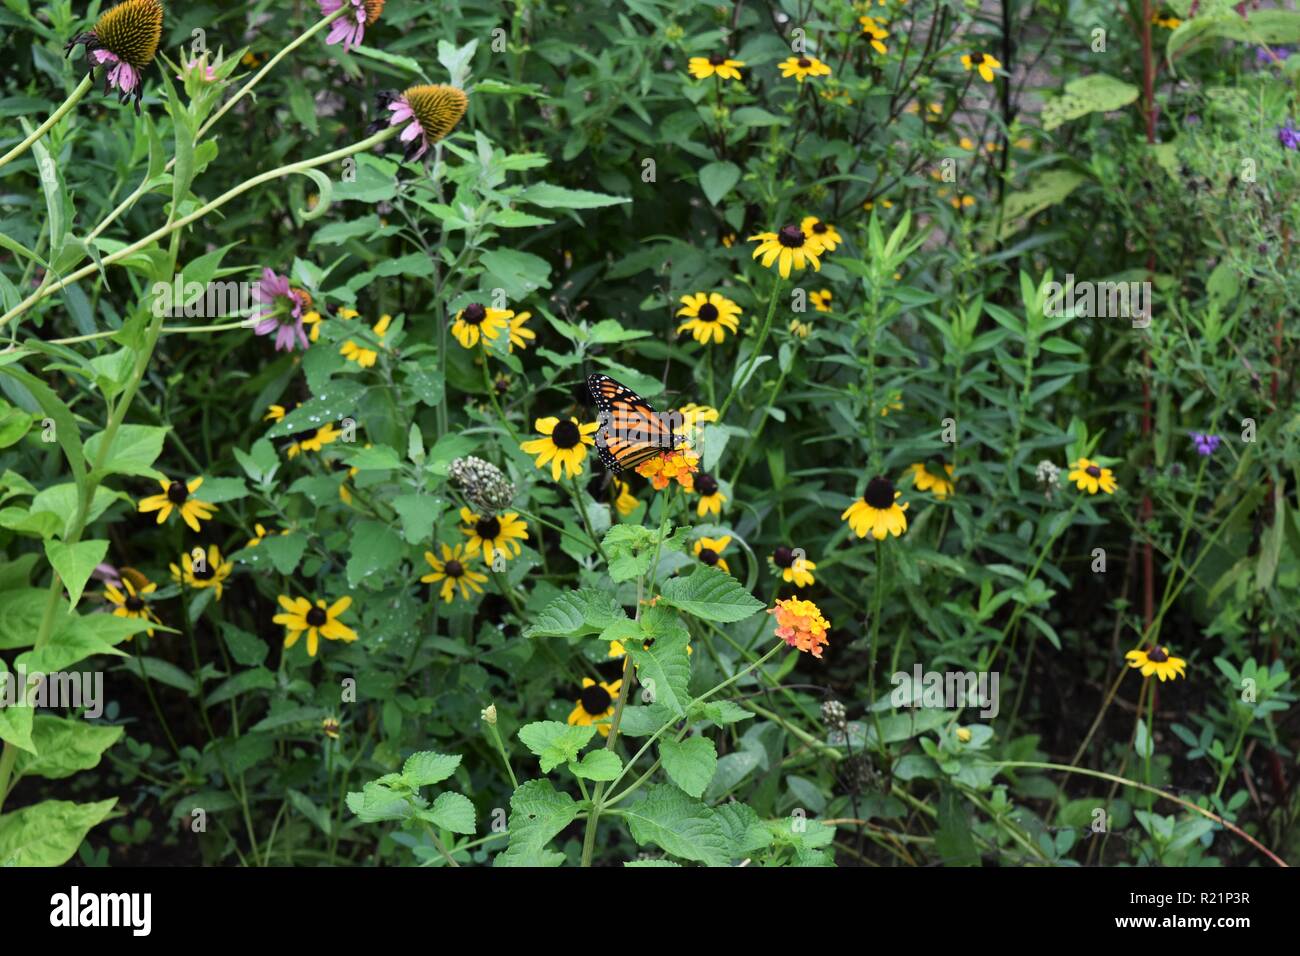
{"left": 587, "top": 373, "right": 682, "bottom": 472}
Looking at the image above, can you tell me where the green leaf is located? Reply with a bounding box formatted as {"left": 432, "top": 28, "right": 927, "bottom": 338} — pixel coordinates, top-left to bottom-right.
{"left": 346, "top": 780, "right": 419, "bottom": 823}
{"left": 0, "top": 588, "right": 63, "bottom": 650}
{"left": 422, "top": 791, "right": 476, "bottom": 834}
{"left": 392, "top": 494, "right": 443, "bottom": 543}
{"left": 43, "top": 538, "right": 108, "bottom": 606}
{"left": 480, "top": 248, "right": 553, "bottom": 299}
{"left": 658, "top": 736, "right": 717, "bottom": 799}
{"left": 699, "top": 160, "right": 741, "bottom": 205}
{"left": 515, "top": 183, "right": 631, "bottom": 209}
{"left": 83, "top": 424, "right": 167, "bottom": 480}
{"left": 494, "top": 779, "right": 579, "bottom": 867}
{"left": 517, "top": 720, "right": 596, "bottom": 773}
{"left": 261, "top": 532, "right": 306, "bottom": 575}
{"left": 120, "top": 656, "right": 197, "bottom": 695}
{"left": 995, "top": 170, "right": 1087, "bottom": 241}
{"left": 0, "top": 798, "right": 116, "bottom": 866}
{"left": 1041, "top": 74, "right": 1139, "bottom": 131}
{"left": 625, "top": 610, "right": 692, "bottom": 717}
{"left": 402, "top": 751, "right": 462, "bottom": 787}
{"left": 15, "top": 716, "right": 123, "bottom": 780}
{"left": 346, "top": 520, "right": 404, "bottom": 587}
{"left": 570, "top": 749, "right": 622, "bottom": 781}
{"left": 524, "top": 589, "right": 627, "bottom": 638}
{"left": 660, "top": 565, "right": 764, "bottom": 623}
{"left": 206, "top": 667, "right": 276, "bottom": 707}
{"left": 622, "top": 784, "right": 732, "bottom": 866}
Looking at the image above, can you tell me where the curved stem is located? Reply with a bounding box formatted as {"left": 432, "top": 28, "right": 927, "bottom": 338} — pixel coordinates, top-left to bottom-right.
{"left": 0, "top": 75, "right": 92, "bottom": 172}
{"left": 717, "top": 277, "right": 782, "bottom": 421}
{"left": 0, "top": 127, "right": 398, "bottom": 331}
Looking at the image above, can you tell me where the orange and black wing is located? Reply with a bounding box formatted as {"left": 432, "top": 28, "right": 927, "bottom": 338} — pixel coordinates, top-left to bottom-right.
{"left": 587, "top": 373, "right": 680, "bottom": 472}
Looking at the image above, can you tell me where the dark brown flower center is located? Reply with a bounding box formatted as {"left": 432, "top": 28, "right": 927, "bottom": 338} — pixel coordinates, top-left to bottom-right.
{"left": 461, "top": 303, "right": 486, "bottom": 326}
{"left": 476, "top": 516, "right": 502, "bottom": 540}
{"left": 1148, "top": 646, "right": 1169, "bottom": 663}
{"left": 697, "top": 473, "right": 719, "bottom": 496}
{"left": 192, "top": 562, "right": 215, "bottom": 582}
{"left": 698, "top": 303, "right": 720, "bottom": 322}
{"left": 812, "top": 222, "right": 828, "bottom": 234}
{"left": 402, "top": 83, "right": 469, "bottom": 144}
{"left": 580, "top": 684, "right": 612, "bottom": 715}
{"left": 1086, "top": 465, "right": 1101, "bottom": 478}
{"left": 971, "top": 52, "right": 986, "bottom": 64}
{"left": 552, "top": 420, "right": 581, "bottom": 449}
{"left": 864, "top": 476, "right": 895, "bottom": 509}
{"left": 166, "top": 481, "right": 188, "bottom": 504}
{"left": 797, "top": 57, "right": 812, "bottom": 68}
{"left": 709, "top": 53, "right": 727, "bottom": 65}
{"left": 93, "top": 0, "right": 163, "bottom": 69}
{"left": 699, "top": 548, "right": 719, "bottom": 565}
{"left": 125, "top": 594, "right": 146, "bottom": 612}
{"left": 445, "top": 560, "right": 465, "bottom": 578}
{"left": 773, "top": 546, "right": 794, "bottom": 568}
{"left": 306, "top": 607, "right": 327, "bottom": 627}
{"left": 777, "top": 225, "right": 806, "bottom": 248}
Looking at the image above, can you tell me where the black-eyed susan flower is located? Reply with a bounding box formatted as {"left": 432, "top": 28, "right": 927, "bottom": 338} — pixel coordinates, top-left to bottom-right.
{"left": 170, "top": 545, "right": 233, "bottom": 600}
{"left": 909, "top": 460, "right": 956, "bottom": 500}
{"left": 507, "top": 311, "right": 536, "bottom": 352}
{"left": 250, "top": 269, "right": 313, "bottom": 352}
{"left": 318, "top": 0, "right": 384, "bottom": 53}
{"left": 636, "top": 447, "right": 699, "bottom": 491}
{"left": 789, "top": 318, "right": 812, "bottom": 338}
{"left": 287, "top": 423, "right": 343, "bottom": 459}
{"left": 1067, "top": 458, "right": 1118, "bottom": 495}
{"left": 567, "top": 677, "right": 621, "bottom": 736}
{"left": 1152, "top": 11, "right": 1182, "bottom": 29}
{"left": 842, "top": 476, "right": 909, "bottom": 540}
{"left": 612, "top": 477, "right": 639, "bottom": 517}
{"left": 778, "top": 55, "right": 831, "bottom": 82}
{"left": 264, "top": 401, "right": 296, "bottom": 423}
{"left": 459, "top": 507, "right": 529, "bottom": 565}
{"left": 677, "top": 292, "right": 742, "bottom": 344}
{"left": 104, "top": 574, "right": 161, "bottom": 636}
{"left": 694, "top": 473, "right": 726, "bottom": 517}
{"left": 609, "top": 636, "right": 691, "bottom": 660}
{"left": 858, "top": 15, "right": 889, "bottom": 55}
{"left": 520, "top": 417, "right": 598, "bottom": 480}
{"left": 693, "top": 535, "right": 732, "bottom": 574}
{"left": 321, "top": 716, "right": 341, "bottom": 739}
{"left": 381, "top": 83, "right": 468, "bottom": 162}
{"left": 687, "top": 54, "right": 745, "bottom": 81}
{"left": 421, "top": 543, "right": 488, "bottom": 603}
{"left": 800, "top": 216, "right": 842, "bottom": 253}
{"left": 301, "top": 306, "right": 326, "bottom": 343}
{"left": 675, "top": 403, "right": 719, "bottom": 443}
{"left": 1125, "top": 645, "right": 1187, "bottom": 682}
{"left": 64, "top": 0, "right": 163, "bottom": 111}
{"left": 246, "top": 522, "right": 286, "bottom": 548}
{"left": 770, "top": 597, "right": 831, "bottom": 657}
{"left": 771, "top": 546, "right": 816, "bottom": 588}
{"left": 138, "top": 477, "right": 217, "bottom": 532}
{"left": 339, "top": 313, "right": 392, "bottom": 367}
{"left": 450, "top": 302, "right": 510, "bottom": 349}
{"left": 274, "top": 595, "right": 358, "bottom": 657}
{"left": 961, "top": 51, "right": 1002, "bottom": 83}
{"left": 810, "top": 289, "right": 832, "bottom": 313}
{"left": 749, "top": 224, "right": 823, "bottom": 278}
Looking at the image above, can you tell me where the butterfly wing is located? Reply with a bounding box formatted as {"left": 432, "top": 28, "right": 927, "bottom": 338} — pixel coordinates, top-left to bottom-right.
{"left": 587, "top": 373, "right": 680, "bottom": 472}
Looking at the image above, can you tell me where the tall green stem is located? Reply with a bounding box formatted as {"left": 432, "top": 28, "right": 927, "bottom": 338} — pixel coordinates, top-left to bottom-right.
{"left": 0, "top": 75, "right": 92, "bottom": 171}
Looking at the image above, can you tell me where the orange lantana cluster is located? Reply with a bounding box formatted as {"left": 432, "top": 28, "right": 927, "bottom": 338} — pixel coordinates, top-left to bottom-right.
{"left": 770, "top": 597, "right": 831, "bottom": 658}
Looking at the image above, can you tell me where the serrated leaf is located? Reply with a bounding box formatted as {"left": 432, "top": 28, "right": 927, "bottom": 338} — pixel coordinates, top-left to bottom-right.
{"left": 403, "top": 751, "right": 462, "bottom": 787}
{"left": 517, "top": 720, "right": 596, "bottom": 772}
{"left": 523, "top": 588, "right": 627, "bottom": 638}
{"left": 622, "top": 784, "right": 732, "bottom": 866}
{"left": 43, "top": 538, "right": 107, "bottom": 606}
{"left": 571, "top": 749, "right": 622, "bottom": 781}
{"left": 659, "top": 736, "right": 717, "bottom": 798}
{"left": 423, "top": 791, "right": 476, "bottom": 834}
{"left": 660, "top": 565, "right": 764, "bottom": 623}
{"left": 494, "top": 780, "right": 578, "bottom": 867}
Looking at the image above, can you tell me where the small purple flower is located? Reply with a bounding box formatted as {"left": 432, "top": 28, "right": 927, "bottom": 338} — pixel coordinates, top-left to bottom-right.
{"left": 1278, "top": 119, "right": 1300, "bottom": 150}
{"left": 251, "top": 268, "right": 311, "bottom": 352}
{"left": 1190, "top": 432, "right": 1221, "bottom": 456}
{"left": 1257, "top": 46, "right": 1291, "bottom": 65}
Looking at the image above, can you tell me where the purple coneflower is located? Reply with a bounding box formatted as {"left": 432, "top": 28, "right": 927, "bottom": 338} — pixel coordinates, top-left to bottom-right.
{"left": 374, "top": 84, "right": 469, "bottom": 162}
{"left": 1190, "top": 431, "right": 1221, "bottom": 456}
{"left": 318, "top": 0, "right": 385, "bottom": 53}
{"left": 251, "top": 269, "right": 313, "bottom": 352}
{"left": 1278, "top": 119, "right": 1300, "bottom": 150}
{"left": 64, "top": 0, "right": 164, "bottom": 112}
